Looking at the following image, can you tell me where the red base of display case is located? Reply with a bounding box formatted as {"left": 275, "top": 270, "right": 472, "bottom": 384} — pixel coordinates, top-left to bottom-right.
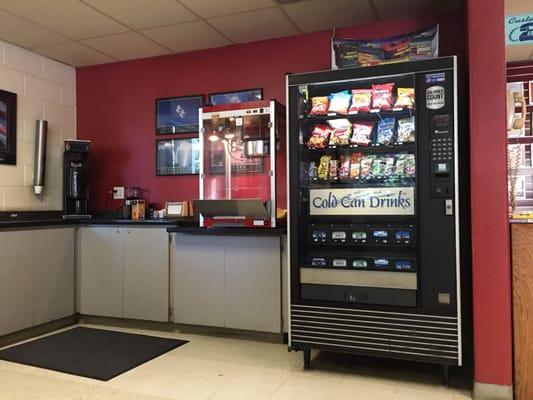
{"left": 203, "top": 217, "right": 272, "bottom": 228}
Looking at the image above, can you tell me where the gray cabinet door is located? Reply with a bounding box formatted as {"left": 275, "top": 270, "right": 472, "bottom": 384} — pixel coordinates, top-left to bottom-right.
{"left": 0, "top": 231, "right": 34, "bottom": 336}
{"left": 224, "top": 236, "right": 281, "bottom": 333}
{"left": 172, "top": 234, "right": 225, "bottom": 327}
{"left": 123, "top": 228, "right": 169, "bottom": 322}
{"left": 79, "top": 227, "right": 124, "bottom": 318}
{"left": 33, "top": 227, "right": 75, "bottom": 325}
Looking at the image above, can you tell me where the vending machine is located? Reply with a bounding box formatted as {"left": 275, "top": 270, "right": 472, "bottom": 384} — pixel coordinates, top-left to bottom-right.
{"left": 286, "top": 56, "right": 467, "bottom": 380}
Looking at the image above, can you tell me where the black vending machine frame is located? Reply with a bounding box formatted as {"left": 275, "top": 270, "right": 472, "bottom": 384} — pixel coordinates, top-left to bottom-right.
{"left": 286, "top": 56, "right": 469, "bottom": 377}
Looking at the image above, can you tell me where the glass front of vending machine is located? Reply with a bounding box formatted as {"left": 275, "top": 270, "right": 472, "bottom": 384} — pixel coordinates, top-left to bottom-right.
{"left": 287, "top": 57, "right": 467, "bottom": 380}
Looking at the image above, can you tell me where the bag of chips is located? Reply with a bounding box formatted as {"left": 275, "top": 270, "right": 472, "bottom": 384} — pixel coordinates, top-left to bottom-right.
{"left": 383, "top": 155, "right": 396, "bottom": 179}
{"left": 349, "top": 152, "right": 363, "bottom": 179}
{"left": 338, "top": 155, "right": 350, "bottom": 179}
{"left": 405, "top": 154, "right": 416, "bottom": 178}
{"left": 349, "top": 89, "right": 372, "bottom": 113}
{"left": 376, "top": 118, "right": 396, "bottom": 145}
{"left": 395, "top": 154, "right": 407, "bottom": 180}
{"left": 397, "top": 117, "right": 416, "bottom": 143}
{"left": 329, "top": 159, "right": 338, "bottom": 179}
{"left": 328, "top": 90, "right": 351, "bottom": 114}
{"left": 351, "top": 121, "right": 374, "bottom": 146}
{"left": 394, "top": 88, "right": 415, "bottom": 109}
{"left": 372, "top": 83, "right": 394, "bottom": 110}
{"left": 318, "top": 155, "right": 331, "bottom": 179}
{"left": 360, "top": 155, "right": 375, "bottom": 179}
{"left": 307, "top": 125, "right": 330, "bottom": 149}
{"left": 309, "top": 96, "right": 329, "bottom": 115}
{"left": 328, "top": 119, "right": 352, "bottom": 146}
{"left": 308, "top": 161, "right": 318, "bottom": 180}
{"left": 371, "top": 156, "right": 386, "bottom": 180}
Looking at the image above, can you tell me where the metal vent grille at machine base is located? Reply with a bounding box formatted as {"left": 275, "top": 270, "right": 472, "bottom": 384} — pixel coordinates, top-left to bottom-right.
{"left": 290, "top": 304, "right": 459, "bottom": 365}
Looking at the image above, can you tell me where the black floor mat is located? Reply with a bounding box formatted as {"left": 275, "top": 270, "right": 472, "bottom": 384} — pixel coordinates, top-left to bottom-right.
{"left": 0, "top": 327, "right": 188, "bottom": 381}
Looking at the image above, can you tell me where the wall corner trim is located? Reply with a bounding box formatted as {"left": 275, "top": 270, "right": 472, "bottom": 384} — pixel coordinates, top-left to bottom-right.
{"left": 474, "top": 382, "right": 513, "bottom": 400}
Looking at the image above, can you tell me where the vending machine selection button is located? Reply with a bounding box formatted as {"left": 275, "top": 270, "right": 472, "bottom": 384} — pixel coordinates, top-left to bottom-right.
{"left": 333, "top": 259, "right": 347, "bottom": 267}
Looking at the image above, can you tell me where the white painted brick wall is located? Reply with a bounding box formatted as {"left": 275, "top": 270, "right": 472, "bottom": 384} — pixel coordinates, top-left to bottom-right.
{"left": 0, "top": 40, "right": 76, "bottom": 211}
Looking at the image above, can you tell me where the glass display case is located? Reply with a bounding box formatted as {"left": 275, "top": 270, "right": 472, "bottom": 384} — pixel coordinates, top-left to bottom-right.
{"left": 198, "top": 100, "right": 285, "bottom": 228}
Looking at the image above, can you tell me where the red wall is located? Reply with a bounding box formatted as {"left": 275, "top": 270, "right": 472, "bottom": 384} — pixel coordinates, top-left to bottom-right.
{"left": 77, "top": 12, "right": 464, "bottom": 211}
{"left": 467, "top": 0, "right": 513, "bottom": 387}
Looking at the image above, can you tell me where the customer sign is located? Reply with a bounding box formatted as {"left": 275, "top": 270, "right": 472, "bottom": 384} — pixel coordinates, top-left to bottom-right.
{"left": 309, "top": 187, "right": 415, "bottom": 216}
{"left": 505, "top": 14, "right": 533, "bottom": 46}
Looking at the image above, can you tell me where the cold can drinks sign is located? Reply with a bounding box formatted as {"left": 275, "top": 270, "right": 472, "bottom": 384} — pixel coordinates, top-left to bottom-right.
{"left": 426, "top": 86, "right": 445, "bottom": 110}
{"left": 309, "top": 187, "right": 415, "bottom": 216}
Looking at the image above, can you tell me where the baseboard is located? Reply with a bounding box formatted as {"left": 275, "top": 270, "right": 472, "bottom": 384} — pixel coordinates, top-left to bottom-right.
{"left": 0, "top": 315, "right": 78, "bottom": 348}
{"left": 78, "top": 315, "right": 285, "bottom": 344}
{"left": 474, "top": 382, "right": 513, "bottom": 400}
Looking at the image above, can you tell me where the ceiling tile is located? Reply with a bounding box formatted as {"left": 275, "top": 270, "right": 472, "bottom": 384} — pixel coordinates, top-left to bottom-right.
{"left": 0, "top": 10, "right": 68, "bottom": 49}
{"left": 35, "top": 42, "right": 116, "bottom": 67}
{"left": 283, "top": 0, "right": 375, "bottom": 33}
{"left": 82, "top": 32, "right": 171, "bottom": 61}
{"left": 506, "top": 45, "right": 533, "bottom": 62}
{"left": 142, "top": 20, "right": 231, "bottom": 53}
{"left": 0, "top": 0, "right": 128, "bottom": 40}
{"left": 179, "top": 0, "right": 275, "bottom": 18}
{"left": 208, "top": 8, "right": 298, "bottom": 43}
{"left": 82, "top": 0, "right": 197, "bottom": 29}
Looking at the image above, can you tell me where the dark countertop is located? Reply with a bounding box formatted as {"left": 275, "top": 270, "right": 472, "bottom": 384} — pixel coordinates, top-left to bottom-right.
{"left": 0, "top": 212, "right": 196, "bottom": 229}
{"left": 168, "top": 226, "right": 287, "bottom": 236}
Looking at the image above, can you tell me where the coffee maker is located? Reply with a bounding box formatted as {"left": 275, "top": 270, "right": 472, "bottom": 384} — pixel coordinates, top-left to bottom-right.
{"left": 62, "top": 140, "right": 91, "bottom": 219}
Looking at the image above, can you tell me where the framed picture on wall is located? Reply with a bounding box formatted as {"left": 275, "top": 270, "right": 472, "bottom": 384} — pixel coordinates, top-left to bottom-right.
{"left": 156, "top": 137, "right": 200, "bottom": 176}
{"left": 208, "top": 88, "right": 262, "bottom": 106}
{"left": 156, "top": 95, "right": 203, "bottom": 134}
{"left": 0, "top": 89, "right": 17, "bottom": 165}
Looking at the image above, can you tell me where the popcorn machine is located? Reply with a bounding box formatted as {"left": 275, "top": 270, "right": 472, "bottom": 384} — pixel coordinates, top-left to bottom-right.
{"left": 197, "top": 100, "right": 285, "bottom": 228}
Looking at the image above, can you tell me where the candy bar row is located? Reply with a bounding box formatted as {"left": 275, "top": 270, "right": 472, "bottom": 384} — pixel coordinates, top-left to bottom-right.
{"left": 309, "top": 153, "right": 416, "bottom": 181}
{"left": 309, "top": 83, "right": 414, "bottom": 115}
{"left": 307, "top": 116, "right": 415, "bottom": 148}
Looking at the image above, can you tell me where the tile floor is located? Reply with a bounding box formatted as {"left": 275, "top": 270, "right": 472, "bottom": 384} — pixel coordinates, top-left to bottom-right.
{"left": 0, "top": 323, "right": 472, "bottom": 400}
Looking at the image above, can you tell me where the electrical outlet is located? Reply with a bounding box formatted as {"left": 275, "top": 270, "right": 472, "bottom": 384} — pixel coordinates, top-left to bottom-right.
{"left": 113, "top": 186, "right": 125, "bottom": 200}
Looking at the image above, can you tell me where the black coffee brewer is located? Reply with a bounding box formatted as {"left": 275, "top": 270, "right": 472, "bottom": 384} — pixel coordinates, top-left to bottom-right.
{"left": 62, "top": 140, "right": 91, "bottom": 219}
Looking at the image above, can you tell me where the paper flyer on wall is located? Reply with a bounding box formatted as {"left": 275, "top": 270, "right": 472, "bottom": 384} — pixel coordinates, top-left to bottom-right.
{"left": 331, "top": 25, "right": 439, "bottom": 69}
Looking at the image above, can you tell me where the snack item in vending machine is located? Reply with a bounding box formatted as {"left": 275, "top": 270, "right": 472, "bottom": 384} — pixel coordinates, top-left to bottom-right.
{"left": 360, "top": 155, "right": 375, "bottom": 179}
{"left": 307, "top": 125, "right": 330, "bottom": 149}
{"left": 383, "top": 155, "right": 396, "bottom": 179}
{"left": 338, "top": 155, "right": 350, "bottom": 179}
{"left": 349, "top": 89, "right": 372, "bottom": 113}
{"left": 310, "top": 96, "right": 329, "bottom": 115}
{"left": 371, "top": 83, "right": 395, "bottom": 110}
{"left": 349, "top": 152, "right": 363, "bottom": 179}
{"left": 351, "top": 121, "right": 374, "bottom": 146}
{"left": 328, "top": 91, "right": 351, "bottom": 114}
{"left": 328, "top": 119, "right": 352, "bottom": 146}
{"left": 308, "top": 161, "right": 318, "bottom": 180}
{"left": 395, "top": 153, "right": 408, "bottom": 179}
{"left": 371, "top": 156, "right": 386, "bottom": 179}
{"left": 318, "top": 155, "right": 331, "bottom": 179}
{"left": 394, "top": 88, "right": 415, "bottom": 109}
{"left": 376, "top": 118, "right": 396, "bottom": 145}
{"left": 397, "top": 116, "right": 416, "bottom": 143}
{"left": 329, "top": 159, "right": 338, "bottom": 179}
{"left": 405, "top": 154, "right": 416, "bottom": 177}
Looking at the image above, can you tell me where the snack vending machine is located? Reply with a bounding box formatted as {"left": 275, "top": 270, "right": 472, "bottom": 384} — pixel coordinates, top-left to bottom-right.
{"left": 287, "top": 57, "right": 467, "bottom": 380}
